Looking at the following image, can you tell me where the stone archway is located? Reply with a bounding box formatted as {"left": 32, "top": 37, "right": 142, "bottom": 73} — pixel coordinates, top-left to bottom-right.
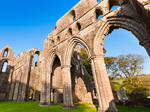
{"left": 51, "top": 56, "right": 63, "bottom": 104}
{"left": 39, "top": 49, "right": 62, "bottom": 106}
{"left": 62, "top": 37, "right": 92, "bottom": 109}
{"left": 94, "top": 17, "right": 149, "bottom": 56}
{"left": 92, "top": 16, "right": 150, "bottom": 112}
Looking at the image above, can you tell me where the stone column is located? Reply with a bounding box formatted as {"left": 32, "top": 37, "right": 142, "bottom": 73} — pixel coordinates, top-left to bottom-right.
{"left": 90, "top": 55, "right": 118, "bottom": 112}
{"left": 33, "top": 90, "right": 36, "bottom": 100}
{"left": 8, "top": 82, "right": 15, "bottom": 101}
{"left": 39, "top": 70, "right": 47, "bottom": 106}
{"left": 62, "top": 65, "right": 75, "bottom": 109}
{"left": 53, "top": 89, "right": 57, "bottom": 104}
{"left": 12, "top": 82, "right": 19, "bottom": 101}
{"left": 140, "top": 38, "right": 150, "bottom": 57}
{"left": 46, "top": 71, "right": 52, "bottom": 105}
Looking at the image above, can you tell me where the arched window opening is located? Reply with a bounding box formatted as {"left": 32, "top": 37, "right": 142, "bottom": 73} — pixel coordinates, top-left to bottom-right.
{"left": 70, "top": 10, "right": 76, "bottom": 22}
{"left": 34, "top": 51, "right": 39, "bottom": 67}
{"left": 3, "top": 48, "right": 8, "bottom": 57}
{"left": 69, "top": 28, "right": 73, "bottom": 35}
{"left": 96, "top": 9, "right": 103, "bottom": 21}
{"left": 103, "top": 27, "right": 150, "bottom": 98}
{"left": 97, "top": 0, "right": 101, "bottom": 3}
{"left": 109, "top": 0, "right": 120, "bottom": 11}
{"left": 2, "top": 62, "right": 8, "bottom": 72}
{"left": 77, "top": 23, "right": 82, "bottom": 31}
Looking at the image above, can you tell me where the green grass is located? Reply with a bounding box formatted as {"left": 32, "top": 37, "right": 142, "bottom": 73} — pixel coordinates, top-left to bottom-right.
{"left": 116, "top": 105, "right": 150, "bottom": 112}
{"left": 0, "top": 101, "right": 97, "bottom": 112}
{"left": 0, "top": 101, "right": 150, "bottom": 112}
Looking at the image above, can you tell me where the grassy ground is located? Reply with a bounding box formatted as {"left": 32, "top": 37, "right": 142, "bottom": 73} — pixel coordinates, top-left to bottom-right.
{"left": 116, "top": 105, "right": 150, "bottom": 112}
{"left": 0, "top": 101, "right": 150, "bottom": 112}
{"left": 0, "top": 101, "right": 97, "bottom": 112}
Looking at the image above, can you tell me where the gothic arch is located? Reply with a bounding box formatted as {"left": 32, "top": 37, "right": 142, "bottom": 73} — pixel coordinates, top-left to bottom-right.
{"left": 46, "top": 49, "right": 62, "bottom": 72}
{"left": 64, "top": 37, "right": 92, "bottom": 66}
{"left": 93, "top": 16, "right": 149, "bottom": 55}
{"left": 41, "top": 49, "right": 62, "bottom": 105}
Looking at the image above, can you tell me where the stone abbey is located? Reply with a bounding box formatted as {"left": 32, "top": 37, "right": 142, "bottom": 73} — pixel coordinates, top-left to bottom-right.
{"left": 0, "top": 0, "right": 150, "bottom": 112}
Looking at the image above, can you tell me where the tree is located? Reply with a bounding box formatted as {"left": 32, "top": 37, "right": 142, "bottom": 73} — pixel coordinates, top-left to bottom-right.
{"left": 80, "top": 48, "right": 149, "bottom": 96}
{"left": 110, "top": 54, "right": 148, "bottom": 97}
{"left": 115, "top": 54, "right": 146, "bottom": 80}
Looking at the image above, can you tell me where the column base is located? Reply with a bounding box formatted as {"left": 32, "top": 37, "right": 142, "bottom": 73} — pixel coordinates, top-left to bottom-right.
{"left": 38, "top": 102, "right": 51, "bottom": 106}
{"left": 62, "top": 105, "right": 76, "bottom": 110}
{"left": 107, "top": 100, "right": 119, "bottom": 112}
{"left": 97, "top": 100, "right": 118, "bottom": 112}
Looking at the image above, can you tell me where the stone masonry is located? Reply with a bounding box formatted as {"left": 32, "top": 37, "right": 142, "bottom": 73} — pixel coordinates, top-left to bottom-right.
{"left": 0, "top": 0, "right": 150, "bottom": 112}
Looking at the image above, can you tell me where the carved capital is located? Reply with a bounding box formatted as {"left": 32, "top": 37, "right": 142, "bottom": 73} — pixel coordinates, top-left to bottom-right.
{"left": 139, "top": 38, "right": 150, "bottom": 48}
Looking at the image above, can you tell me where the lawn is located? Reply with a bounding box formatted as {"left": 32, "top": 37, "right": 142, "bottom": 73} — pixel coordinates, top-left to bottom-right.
{"left": 0, "top": 101, "right": 97, "bottom": 112}
{"left": 0, "top": 101, "right": 150, "bottom": 112}
{"left": 116, "top": 105, "right": 150, "bottom": 112}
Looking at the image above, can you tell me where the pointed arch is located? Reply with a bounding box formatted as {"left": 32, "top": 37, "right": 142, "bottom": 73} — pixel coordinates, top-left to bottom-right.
{"left": 46, "top": 49, "right": 62, "bottom": 72}
{"left": 64, "top": 37, "right": 92, "bottom": 66}
{"left": 93, "top": 17, "right": 149, "bottom": 56}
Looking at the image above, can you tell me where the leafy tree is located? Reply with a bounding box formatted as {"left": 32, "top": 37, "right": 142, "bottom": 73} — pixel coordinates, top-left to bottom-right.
{"left": 123, "top": 75, "right": 150, "bottom": 98}
{"left": 80, "top": 48, "right": 149, "bottom": 96}
{"left": 109, "top": 54, "right": 148, "bottom": 96}
{"left": 115, "top": 54, "right": 146, "bottom": 81}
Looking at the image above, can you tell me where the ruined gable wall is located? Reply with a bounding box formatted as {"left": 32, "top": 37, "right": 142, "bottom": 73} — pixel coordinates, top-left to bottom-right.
{"left": 8, "top": 51, "right": 32, "bottom": 101}
{"left": 0, "top": 45, "right": 16, "bottom": 101}
{"left": 71, "top": 46, "right": 93, "bottom": 103}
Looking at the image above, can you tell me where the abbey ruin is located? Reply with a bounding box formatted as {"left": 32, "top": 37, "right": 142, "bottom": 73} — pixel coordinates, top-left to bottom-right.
{"left": 0, "top": 0, "right": 150, "bottom": 112}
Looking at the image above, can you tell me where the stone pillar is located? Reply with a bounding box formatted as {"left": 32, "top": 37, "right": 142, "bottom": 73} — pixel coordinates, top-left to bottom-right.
{"left": 62, "top": 65, "right": 75, "bottom": 109}
{"left": 53, "top": 89, "right": 57, "bottom": 104}
{"left": 46, "top": 71, "right": 52, "bottom": 105}
{"left": 12, "top": 82, "right": 19, "bottom": 101}
{"left": 17, "top": 83, "right": 23, "bottom": 102}
{"left": 90, "top": 55, "right": 118, "bottom": 112}
{"left": 140, "top": 38, "right": 150, "bottom": 57}
{"left": 8, "top": 82, "right": 15, "bottom": 101}
{"left": 33, "top": 90, "right": 36, "bottom": 100}
{"left": 39, "top": 70, "right": 47, "bottom": 106}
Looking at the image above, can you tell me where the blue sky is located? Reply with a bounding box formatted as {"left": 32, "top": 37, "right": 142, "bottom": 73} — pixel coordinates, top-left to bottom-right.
{"left": 0, "top": 0, "right": 149, "bottom": 74}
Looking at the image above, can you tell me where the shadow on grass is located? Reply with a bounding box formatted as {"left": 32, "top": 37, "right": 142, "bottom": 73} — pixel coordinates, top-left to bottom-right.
{"left": 116, "top": 105, "right": 150, "bottom": 112}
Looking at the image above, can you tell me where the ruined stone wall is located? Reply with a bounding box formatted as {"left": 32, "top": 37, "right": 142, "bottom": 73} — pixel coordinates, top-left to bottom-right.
{"left": 0, "top": 46, "right": 42, "bottom": 102}
{"left": 0, "top": 0, "right": 150, "bottom": 112}
{"left": 8, "top": 51, "right": 32, "bottom": 102}
{"left": 41, "top": 0, "right": 150, "bottom": 111}
{"left": 0, "top": 45, "right": 16, "bottom": 101}
{"left": 71, "top": 46, "right": 93, "bottom": 103}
